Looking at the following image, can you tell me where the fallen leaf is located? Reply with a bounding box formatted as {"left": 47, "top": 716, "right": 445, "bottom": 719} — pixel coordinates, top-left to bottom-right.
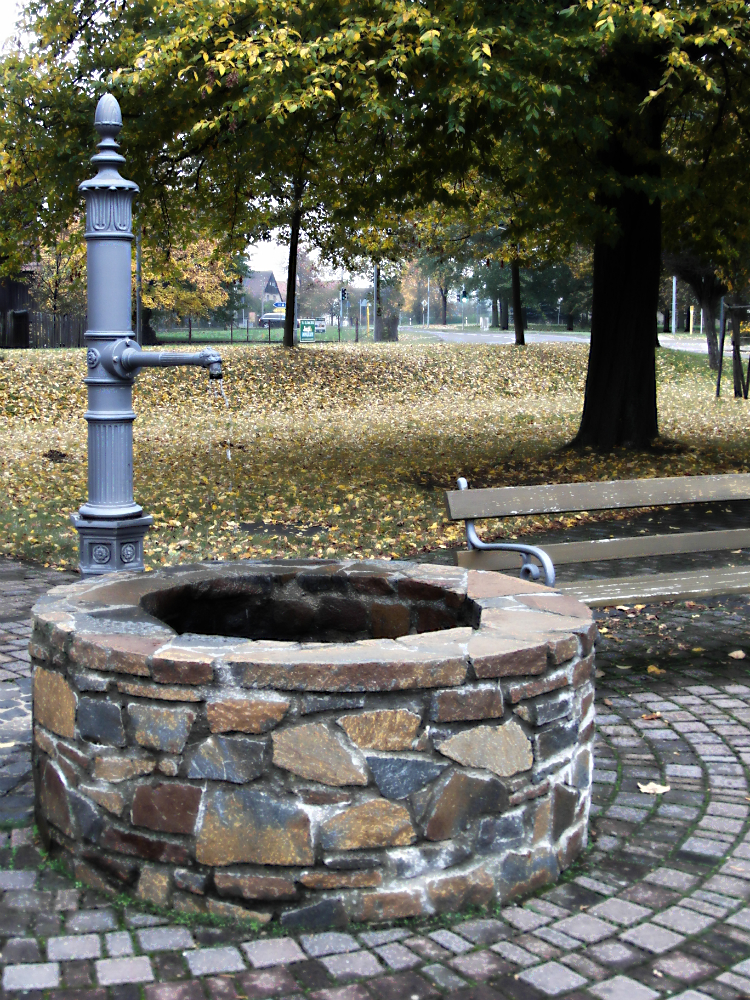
{"left": 615, "top": 664, "right": 632, "bottom": 671}
{"left": 634, "top": 604, "right": 646, "bottom": 610}
{"left": 603, "top": 698, "right": 613, "bottom": 707}
{"left": 615, "top": 605, "right": 630, "bottom": 611}
{"left": 647, "top": 665, "right": 667, "bottom": 676}
{"left": 595, "top": 669, "right": 605, "bottom": 679}
{"left": 729, "top": 650, "right": 747, "bottom": 660}
{"left": 691, "top": 647, "right": 705, "bottom": 653}
{"left": 638, "top": 781, "right": 670, "bottom": 794}
{"left": 641, "top": 712, "right": 662, "bottom": 720}
{"left": 653, "top": 970, "right": 663, "bottom": 979}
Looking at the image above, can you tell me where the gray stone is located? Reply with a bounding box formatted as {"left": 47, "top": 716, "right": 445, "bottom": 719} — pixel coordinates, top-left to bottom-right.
{"left": 588, "top": 976, "right": 659, "bottom": 1000}
{"left": 552, "top": 914, "right": 616, "bottom": 943}
{"left": 300, "top": 932, "right": 360, "bottom": 957}
{"left": 619, "top": 923, "right": 685, "bottom": 954}
{"left": 388, "top": 842, "right": 472, "bottom": 879}
{"left": 373, "top": 942, "right": 421, "bottom": 970}
{"left": 186, "top": 735, "right": 266, "bottom": 783}
{"left": 428, "top": 930, "right": 472, "bottom": 954}
{"left": 320, "top": 951, "right": 384, "bottom": 979}
{"left": 514, "top": 690, "right": 574, "bottom": 727}
{"left": 476, "top": 811, "right": 526, "bottom": 852}
{"left": 518, "top": 962, "right": 587, "bottom": 996}
{"left": 74, "top": 671, "right": 110, "bottom": 692}
{"left": 421, "top": 964, "right": 467, "bottom": 990}
{"left": 184, "top": 947, "right": 246, "bottom": 976}
{"left": 47, "top": 933, "right": 102, "bottom": 960}
{"left": 95, "top": 956, "right": 154, "bottom": 986}
{"left": 365, "top": 754, "right": 448, "bottom": 799}
{"left": 419, "top": 771, "right": 510, "bottom": 841}
{"left": 78, "top": 697, "right": 126, "bottom": 746}
{"left": 3, "top": 962, "right": 60, "bottom": 991}
{"left": 533, "top": 718, "right": 579, "bottom": 762}
{"left": 137, "top": 926, "right": 195, "bottom": 951}
{"left": 552, "top": 784, "right": 579, "bottom": 841}
{"left": 129, "top": 704, "right": 196, "bottom": 753}
{"left": 0, "top": 871, "right": 36, "bottom": 890}
{"left": 105, "top": 932, "right": 134, "bottom": 957}
{"left": 437, "top": 722, "right": 533, "bottom": 776}
{"left": 67, "top": 908, "right": 118, "bottom": 932}
{"left": 68, "top": 789, "right": 104, "bottom": 842}
{"left": 242, "top": 938, "right": 307, "bottom": 968}
{"left": 301, "top": 694, "right": 366, "bottom": 714}
{"left": 2, "top": 937, "right": 41, "bottom": 964}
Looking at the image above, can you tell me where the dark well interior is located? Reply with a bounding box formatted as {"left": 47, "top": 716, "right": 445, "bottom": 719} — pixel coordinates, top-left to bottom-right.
{"left": 140, "top": 570, "right": 480, "bottom": 642}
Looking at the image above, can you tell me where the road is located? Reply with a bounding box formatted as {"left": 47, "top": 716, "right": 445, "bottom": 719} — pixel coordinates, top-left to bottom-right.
{"left": 414, "top": 326, "right": 723, "bottom": 355}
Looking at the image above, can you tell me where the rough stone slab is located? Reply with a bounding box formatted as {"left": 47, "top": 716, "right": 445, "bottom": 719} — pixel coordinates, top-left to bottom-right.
{"left": 207, "top": 694, "right": 290, "bottom": 733}
{"left": 197, "top": 787, "right": 313, "bottom": 866}
{"left": 272, "top": 724, "right": 367, "bottom": 786}
{"left": 365, "top": 754, "right": 448, "bottom": 799}
{"left": 320, "top": 799, "right": 416, "bottom": 850}
{"left": 214, "top": 871, "right": 297, "bottom": 900}
{"left": 338, "top": 710, "right": 421, "bottom": 750}
{"left": 430, "top": 684, "right": 504, "bottom": 723}
{"left": 34, "top": 668, "right": 76, "bottom": 738}
{"left": 131, "top": 783, "right": 202, "bottom": 835}
{"left": 128, "top": 704, "right": 196, "bottom": 753}
{"left": 420, "top": 771, "right": 509, "bottom": 841}
{"left": 437, "top": 722, "right": 532, "bottom": 776}
{"left": 186, "top": 735, "right": 266, "bottom": 783}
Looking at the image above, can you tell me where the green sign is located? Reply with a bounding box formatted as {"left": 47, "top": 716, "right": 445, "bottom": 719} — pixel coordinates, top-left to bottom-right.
{"left": 299, "top": 319, "right": 315, "bottom": 342}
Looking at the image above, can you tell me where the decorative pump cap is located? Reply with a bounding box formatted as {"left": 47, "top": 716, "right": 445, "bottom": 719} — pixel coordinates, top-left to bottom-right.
{"left": 94, "top": 94, "right": 123, "bottom": 137}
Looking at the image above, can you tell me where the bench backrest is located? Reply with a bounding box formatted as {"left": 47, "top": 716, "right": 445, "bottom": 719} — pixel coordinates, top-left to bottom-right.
{"left": 445, "top": 474, "right": 750, "bottom": 521}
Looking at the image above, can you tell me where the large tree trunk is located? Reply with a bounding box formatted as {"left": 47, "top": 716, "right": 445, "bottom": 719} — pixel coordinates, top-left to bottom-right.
{"left": 511, "top": 259, "right": 524, "bottom": 345}
{"left": 491, "top": 298, "right": 499, "bottom": 328}
{"left": 574, "top": 188, "right": 660, "bottom": 448}
{"left": 701, "top": 298, "right": 720, "bottom": 370}
{"left": 440, "top": 287, "right": 448, "bottom": 325}
{"left": 284, "top": 202, "right": 302, "bottom": 348}
{"left": 501, "top": 295, "right": 509, "bottom": 330}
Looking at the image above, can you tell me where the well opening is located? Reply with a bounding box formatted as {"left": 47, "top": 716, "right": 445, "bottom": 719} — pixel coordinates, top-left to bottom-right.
{"left": 139, "top": 566, "right": 481, "bottom": 642}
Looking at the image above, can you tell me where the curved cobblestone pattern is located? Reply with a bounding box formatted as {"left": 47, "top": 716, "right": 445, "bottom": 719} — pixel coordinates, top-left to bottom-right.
{"left": 29, "top": 560, "right": 595, "bottom": 926}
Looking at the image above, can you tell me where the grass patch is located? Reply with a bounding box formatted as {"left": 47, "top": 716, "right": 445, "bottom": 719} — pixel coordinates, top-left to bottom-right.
{"left": 0, "top": 341, "right": 748, "bottom": 571}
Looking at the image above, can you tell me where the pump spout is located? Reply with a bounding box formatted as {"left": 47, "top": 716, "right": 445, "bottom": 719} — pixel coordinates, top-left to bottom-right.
{"left": 100, "top": 339, "right": 222, "bottom": 380}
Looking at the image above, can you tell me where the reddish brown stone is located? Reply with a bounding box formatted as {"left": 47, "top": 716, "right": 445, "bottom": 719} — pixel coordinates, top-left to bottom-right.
{"left": 509, "top": 779, "right": 550, "bottom": 807}
{"left": 34, "top": 668, "right": 76, "bottom": 738}
{"left": 426, "top": 865, "right": 494, "bottom": 912}
{"left": 320, "top": 799, "right": 416, "bottom": 850}
{"left": 80, "top": 783, "right": 126, "bottom": 817}
{"left": 132, "top": 783, "right": 202, "bottom": 835}
{"left": 581, "top": 689, "right": 594, "bottom": 718}
{"left": 93, "top": 755, "right": 155, "bottom": 782}
{"left": 81, "top": 847, "right": 139, "bottom": 883}
{"left": 206, "top": 898, "right": 271, "bottom": 923}
{"left": 355, "top": 889, "right": 425, "bottom": 921}
{"left": 579, "top": 719, "right": 595, "bottom": 743}
{"left": 557, "top": 823, "right": 585, "bottom": 868}
{"left": 73, "top": 859, "right": 117, "bottom": 896}
{"left": 468, "top": 633, "right": 548, "bottom": 679}
{"left": 338, "top": 709, "right": 421, "bottom": 751}
{"left": 129, "top": 704, "right": 196, "bottom": 753}
{"left": 416, "top": 605, "right": 457, "bottom": 633}
{"left": 503, "top": 666, "right": 571, "bottom": 704}
{"left": 532, "top": 796, "right": 552, "bottom": 843}
{"left": 214, "top": 872, "right": 298, "bottom": 900}
{"left": 150, "top": 647, "right": 214, "bottom": 685}
{"left": 56, "top": 756, "right": 79, "bottom": 786}
{"left": 100, "top": 826, "right": 190, "bottom": 864}
{"left": 430, "top": 684, "right": 503, "bottom": 723}
{"left": 299, "top": 870, "right": 382, "bottom": 889}
{"left": 34, "top": 726, "right": 56, "bottom": 757}
{"left": 573, "top": 655, "right": 595, "bottom": 687}
{"left": 548, "top": 635, "right": 579, "bottom": 665}
{"left": 28, "top": 640, "right": 50, "bottom": 664}
{"left": 438, "top": 723, "right": 532, "bottom": 777}
{"left": 38, "top": 759, "right": 74, "bottom": 837}
{"left": 574, "top": 623, "right": 598, "bottom": 655}
{"left": 196, "top": 787, "right": 314, "bottom": 867}
{"left": 207, "top": 695, "right": 290, "bottom": 734}
{"left": 272, "top": 724, "right": 367, "bottom": 786}
{"left": 136, "top": 865, "right": 172, "bottom": 906}
{"left": 69, "top": 634, "right": 161, "bottom": 676}
{"left": 371, "top": 602, "right": 411, "bottom": 639}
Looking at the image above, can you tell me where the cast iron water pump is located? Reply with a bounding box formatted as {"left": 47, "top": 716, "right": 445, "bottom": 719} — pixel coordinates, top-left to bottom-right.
{"left": 72, "top": 94, "right": 222, "bottom": 576}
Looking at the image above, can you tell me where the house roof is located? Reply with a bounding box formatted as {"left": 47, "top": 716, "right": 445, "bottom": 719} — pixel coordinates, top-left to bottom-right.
{"left": 243, "top": 270, "right": 283, "bottom": 301}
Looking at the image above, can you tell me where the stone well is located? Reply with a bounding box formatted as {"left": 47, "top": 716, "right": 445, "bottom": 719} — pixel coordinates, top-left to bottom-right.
{"left": 31, "top": 560, "right": 595, "bottom": 928}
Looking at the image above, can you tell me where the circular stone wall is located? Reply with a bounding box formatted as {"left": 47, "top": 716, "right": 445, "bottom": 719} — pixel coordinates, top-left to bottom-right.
{"left": 31, "top": 560, "right": 595, "bottom": 929}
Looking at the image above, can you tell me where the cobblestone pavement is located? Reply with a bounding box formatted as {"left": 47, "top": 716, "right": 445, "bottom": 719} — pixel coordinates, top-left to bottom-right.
{"left": 2, "top": 557, "right": 750, "bottom": 999}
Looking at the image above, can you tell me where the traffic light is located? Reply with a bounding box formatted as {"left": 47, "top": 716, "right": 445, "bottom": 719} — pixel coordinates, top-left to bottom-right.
{"left": 461, "top": 288, "right": 468, "bottom": 303}
{"left": 341, "top": 288, "right": 348, "bottom": 301}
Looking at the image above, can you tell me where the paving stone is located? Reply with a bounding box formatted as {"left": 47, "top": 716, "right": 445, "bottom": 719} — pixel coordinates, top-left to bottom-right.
{"left": 312, "top": 986, "right": 378, "bottom": 1000}
{"left": 517, "top": 961, "right": 587, "bottom": 995}
{"left": 490, "top": 941, "right": 540, "bottom": 967}
{"left": 453, "top": 918, "right": 509, "bottom": 945}
{"left": 502, "top": 907, "right": 551, "bottom": 931}
{"left": 358, "top": 930, "right": 410, "bottom": 947}
{"left": 3, "top": 962, "right": 60, "bottom": 991}
{"left": 2, "top": 937, "right": 42, "bottom": 963}
{"left": 588, "top": 898, "right": 652, "bottom": 926}
{"left": 551, "top": 914, "right": 617, "bottom": 943}
{"left": 137, "top": 927, "right": 196, "bottom": 952}
{"left": 449, "top": 951, "right": 511, "bottom": 980}
{"left": 653, "top": 952, "right": 717, "bottom": 981}
{"left": 620, "top": 922, "right": 685, "bottom": 953}
{"left": 184, "top": 949, "right": 246, "bottom": 977}
{"left": 96, "top": 956, "right": 155, "bottom": 986}
{"left": 300, "top": 934, "right": 360, "bottom": 958}
{"left": 0, "top": 870, "right": 36, "bottom": 889}
{"left": 588, "top": 975, "right": 660, "bottom": 1000}
{"left": 319, "top": 952, "right": 384, "bottom": 979}
{"left": 373, "top": 943, "right": 421, "bottom": 971}
{"left": 48, "top": 934, "right": 102, "bottom": 961}
{"left": 427, "top": 929, "right": 472, "bottom": 954}
{"left": 242, "top": 940, "right": 307, "bottom": 969}
{"left": 644, "top": 867, "right": 700, "bottom": 890}
{"left": 67, "top": 909, "right": 118, "bottom": 933}
{"left": 587, "top": 942, "right": 644, "bottom": 968}
{"left": 145, "top": 984, "right": 208, "bottom": 1000}
{"left": 235, "top": 968, "right": 301, "bottom": 998}
{"left": 420, "top": 964, "right": 467, "bottom": 991}
{"left": 653, "top": 906, "right": 715, "bottom": 935}
{"left": 106, "top": 933, "right": 134, "bottom": 958}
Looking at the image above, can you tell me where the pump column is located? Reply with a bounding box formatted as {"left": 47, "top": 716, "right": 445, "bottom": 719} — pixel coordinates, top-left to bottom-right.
{"left": 71, "top": 94, "right": 152, "bottom": 576}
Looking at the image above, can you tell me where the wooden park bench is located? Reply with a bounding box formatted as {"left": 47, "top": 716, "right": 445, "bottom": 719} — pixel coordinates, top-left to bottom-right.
{"left": 445, "top": 474, "right": 750, "bottom": 607}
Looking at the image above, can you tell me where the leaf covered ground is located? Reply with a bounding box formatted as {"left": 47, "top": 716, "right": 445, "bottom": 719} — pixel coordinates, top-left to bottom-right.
{"left": 0, "top": 342, "right": 748, "bottom": 570}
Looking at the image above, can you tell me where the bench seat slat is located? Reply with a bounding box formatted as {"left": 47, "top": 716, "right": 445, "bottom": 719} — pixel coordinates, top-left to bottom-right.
{"left": 455, "top": 527, "right": 750, "bottom": 570}
{"left": 560, "top": 566, "right": 750, "bottom": 607}
{"left": 445, "top": 474, "right": 750, "bottom": 521}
